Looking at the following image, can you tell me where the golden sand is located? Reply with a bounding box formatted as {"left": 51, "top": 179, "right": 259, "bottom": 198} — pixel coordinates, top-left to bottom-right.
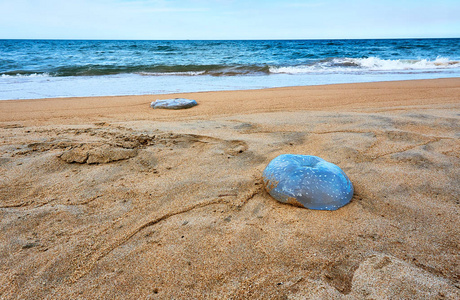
{"left": 0, "top": 78, "right": 459, "bottom": 298}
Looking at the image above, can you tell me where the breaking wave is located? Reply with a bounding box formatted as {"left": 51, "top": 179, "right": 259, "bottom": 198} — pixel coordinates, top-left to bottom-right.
{"left": 1, "top": 57, "right": 459, "bottom": 78}
{"left": 1, "top": 72, "right": 51, "bottom": 78}
{"left": 270, "top": 57, "right": 460, "bottom": 74}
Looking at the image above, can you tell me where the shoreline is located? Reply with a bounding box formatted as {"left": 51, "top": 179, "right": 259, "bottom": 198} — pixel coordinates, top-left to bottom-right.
{"left": 1, "top": 78, "right": 459, "bottom": 126}
{"left": 1, "top": 76, "right": 458, "bottom": 101}
{"left": 2, "top": 72, "right": 460, "bottom": 101}
{"left": 1, "top": 77, "right": 459, "bottom": 298}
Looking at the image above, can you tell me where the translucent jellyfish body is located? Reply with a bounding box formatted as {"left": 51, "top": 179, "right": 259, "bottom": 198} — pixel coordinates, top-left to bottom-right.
{"left": 263, "top": 154, "right": 353, "bottom": 210}
{"left": 151, "top": 98, "right": 198, "bottom": 109}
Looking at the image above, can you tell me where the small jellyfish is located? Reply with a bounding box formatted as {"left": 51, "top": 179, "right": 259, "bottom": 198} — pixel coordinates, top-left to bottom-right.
{"left": 150, "top": 98, "right": 198, "bottom": 109}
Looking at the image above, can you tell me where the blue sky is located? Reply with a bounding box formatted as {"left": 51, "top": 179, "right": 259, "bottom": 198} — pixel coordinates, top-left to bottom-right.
{"left": 0, "top": 0, "right": 459, "bottom": 39}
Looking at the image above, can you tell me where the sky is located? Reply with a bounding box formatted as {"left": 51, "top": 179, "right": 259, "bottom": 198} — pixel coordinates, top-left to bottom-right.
{"left": 0, "top": 0, "right": 459, "bottom": 40}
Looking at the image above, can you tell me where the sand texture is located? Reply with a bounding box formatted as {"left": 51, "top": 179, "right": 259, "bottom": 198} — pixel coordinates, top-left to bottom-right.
{"left": 0, "top": 79, "right": 459, "bottom": 299}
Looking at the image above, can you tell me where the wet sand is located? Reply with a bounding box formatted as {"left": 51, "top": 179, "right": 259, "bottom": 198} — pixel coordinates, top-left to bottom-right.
{"left": 0, "top": 78, "right": 459, "bottom": 299}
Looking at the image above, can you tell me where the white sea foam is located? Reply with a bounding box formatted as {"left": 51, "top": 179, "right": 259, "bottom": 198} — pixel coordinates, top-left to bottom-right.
{"left": 0, "top": 73, "right": 50, "bottom": 78}
{"left": 352, "top": 57, "right": 459, "bottom": 70}
{"left": 270, "top": 57, "right": 460, "bottom": 74}
{"left": 138, "top": 71, "right": 206, "bottom": 76}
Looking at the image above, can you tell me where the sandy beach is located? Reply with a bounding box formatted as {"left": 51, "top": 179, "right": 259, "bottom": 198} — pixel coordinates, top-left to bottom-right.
{"left": 0, "top": 78, "right": 459, "bottom": 299}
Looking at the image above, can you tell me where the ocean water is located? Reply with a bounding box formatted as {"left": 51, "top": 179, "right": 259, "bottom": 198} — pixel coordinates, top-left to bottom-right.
{"left": 1, "top": 39, "right": 459, "bottom": 100}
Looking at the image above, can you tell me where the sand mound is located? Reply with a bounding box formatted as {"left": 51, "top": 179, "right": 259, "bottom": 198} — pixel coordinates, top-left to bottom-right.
{"left": 350, "top": 253, "right": 460, "bottom": 299}
{"left": 59, "top": 145, "right": 138, "bottom": 164}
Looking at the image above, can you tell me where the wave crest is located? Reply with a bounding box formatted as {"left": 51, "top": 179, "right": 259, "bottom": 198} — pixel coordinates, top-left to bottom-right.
{"left": 2, "top": 57, "right": 459, "bottom": 78}
{"left": 1, "top": 72, "right": 50, "bottom": 78}
{"left": 270, "top": 57, "right": 460, "bottom": 74}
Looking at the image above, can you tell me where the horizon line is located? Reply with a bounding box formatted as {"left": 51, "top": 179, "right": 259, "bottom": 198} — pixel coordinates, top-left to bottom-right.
{"left": 1, "top": 37, "right": 459, "bottom": 41}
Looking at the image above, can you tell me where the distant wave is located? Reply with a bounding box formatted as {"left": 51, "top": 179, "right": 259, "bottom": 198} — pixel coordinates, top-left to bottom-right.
{"left": 0, "top": 64, "right": 271, "bottom": 77}
{"left": 137, "top": 65, "right": 271, "bottom": 76}
{"left": 1, "top": 57, "right": 459, "bottom": 78}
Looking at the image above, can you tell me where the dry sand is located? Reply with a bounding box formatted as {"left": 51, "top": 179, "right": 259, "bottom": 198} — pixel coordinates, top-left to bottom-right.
{"left": 0, "top": 78, "right": 459, "bottom": 299}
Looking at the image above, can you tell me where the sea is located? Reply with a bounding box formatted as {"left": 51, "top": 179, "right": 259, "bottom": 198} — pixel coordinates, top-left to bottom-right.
{"left": 1, "top": 39, "right": 459, "bottom": 100}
